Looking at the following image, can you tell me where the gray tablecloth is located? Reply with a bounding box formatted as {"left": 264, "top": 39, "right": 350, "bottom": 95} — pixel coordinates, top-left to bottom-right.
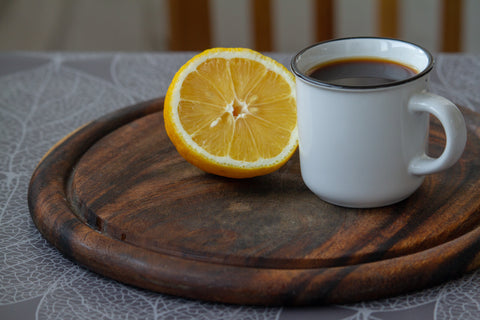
{"left": 1, "top": 52, "right": 480, "bottom": 320}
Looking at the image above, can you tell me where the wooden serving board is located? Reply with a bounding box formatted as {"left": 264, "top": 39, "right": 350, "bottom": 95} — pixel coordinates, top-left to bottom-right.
{"left": 29, "top": 98, "right": 480, "bottom": 306}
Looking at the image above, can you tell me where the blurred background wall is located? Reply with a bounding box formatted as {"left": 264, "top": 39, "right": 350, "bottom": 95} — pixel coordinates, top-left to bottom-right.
{"left": 0, "top": 0, "right": 478, "bottom": 53}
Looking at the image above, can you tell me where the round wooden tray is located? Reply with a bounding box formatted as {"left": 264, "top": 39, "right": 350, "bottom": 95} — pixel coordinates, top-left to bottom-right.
{"left": 29, "top": 98, "right": 480, "bottom": 306}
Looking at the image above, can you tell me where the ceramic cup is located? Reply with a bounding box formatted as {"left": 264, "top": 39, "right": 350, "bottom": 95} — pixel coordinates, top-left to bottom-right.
{"left": 291, "top": 37, "right": 467, "bottom": 208}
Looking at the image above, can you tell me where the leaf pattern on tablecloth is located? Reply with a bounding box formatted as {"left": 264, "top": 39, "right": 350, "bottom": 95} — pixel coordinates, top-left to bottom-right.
{"left": 435, "top": 270, "right": 480, "bottom": 320}
{"left": 0, "top": 55, "right": 130, "bottom": 305}
{"left": 336, "top": 270, "right": 480, "bottom": 319}
{"left": 110, "top": 52, "right": 188, "bottom": 101}
{"left": 430, "top": 54, "right": 480, "bottom": 112}
{"left": 35, "top": 265, "right": 279, "bottom": 320}
{"left": 1, "top": 53, "right": 480, "bottom": 320}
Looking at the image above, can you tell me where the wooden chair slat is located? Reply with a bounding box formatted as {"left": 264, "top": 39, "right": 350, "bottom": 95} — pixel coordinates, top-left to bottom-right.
{"left": 252, "top": 0, "right": 273, "bottom": 52}
{"left": 314, "top": 0, "right": 334, "bottom": 42}
{"left": 168, "top": 0, "right": 211, "bottom": 51}
{"left": 441, "top": 0, "right": 463, "bottom": 52}
{"left": 378, "top": 0, "right": 398, "bottom": 38}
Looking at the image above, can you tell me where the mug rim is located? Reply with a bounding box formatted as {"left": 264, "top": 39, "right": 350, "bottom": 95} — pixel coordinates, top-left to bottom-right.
{"left": 291, "top": 37, "right": 434, "bottom": 90}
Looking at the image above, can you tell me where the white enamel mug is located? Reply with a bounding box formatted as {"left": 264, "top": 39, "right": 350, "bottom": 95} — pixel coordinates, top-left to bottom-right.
{"left": 291, "top": 37, "right": 467, "bottom": 208}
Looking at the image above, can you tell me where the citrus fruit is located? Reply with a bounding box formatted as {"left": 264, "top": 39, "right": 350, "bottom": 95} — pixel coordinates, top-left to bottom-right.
{"left": 164, "top": 48, "right": 298, "bottom": 178}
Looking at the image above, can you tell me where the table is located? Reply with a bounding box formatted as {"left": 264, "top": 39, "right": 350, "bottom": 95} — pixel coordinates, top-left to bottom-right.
{"left": 1, "top": 52, "right": 480, "bottom": 320}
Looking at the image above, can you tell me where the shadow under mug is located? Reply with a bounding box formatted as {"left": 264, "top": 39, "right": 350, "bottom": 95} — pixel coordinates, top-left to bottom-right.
{"left": 291, "top": 37, "right": 467, "bottom": 208}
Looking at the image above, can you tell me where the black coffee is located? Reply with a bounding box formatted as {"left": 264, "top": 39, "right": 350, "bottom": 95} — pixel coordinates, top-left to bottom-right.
{"left": 307, "top": 58, "right": 418, "bottom": 87}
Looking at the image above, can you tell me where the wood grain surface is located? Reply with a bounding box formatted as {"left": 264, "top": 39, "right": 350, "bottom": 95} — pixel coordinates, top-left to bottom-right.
{"left": 29, "top": 98, "right": 480, "bottom": 306}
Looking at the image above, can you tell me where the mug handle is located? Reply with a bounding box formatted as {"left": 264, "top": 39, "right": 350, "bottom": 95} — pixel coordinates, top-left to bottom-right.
{"left": 408, "top": 92, "right": 467, "bottom": 175}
